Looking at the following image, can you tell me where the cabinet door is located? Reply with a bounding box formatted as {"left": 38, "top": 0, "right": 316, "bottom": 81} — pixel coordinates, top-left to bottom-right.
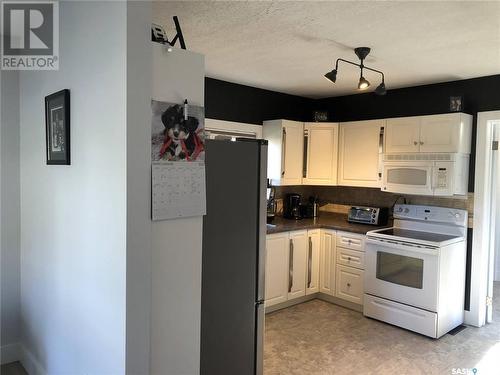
{"left": 265, "top": 234, "right": 289, "bottom": 307}
{"left": 419, "top": 114, "right": 460, "bottom": 153}
{"left": 335, "top": 265, "right": 364, "bottom": 305}
{"left": 288, "top": 231, "right": 308, "bottom": 300}
{"left": 306, "top": 229, "right": 321, "bottom": 295}
{"left": 281, "top": 121, "right": 304, "bottom": 185}
{"left": 303, "top": 123, "right": 338, "bottom": 185}
{"left": 338, "top": 120, "right": 384, "bottom": 188}
{"left": 385, "top": 117, "right": 421, "bottom": 153}
{"left": 319, "top": 230, "right": 336, "bottom": 296}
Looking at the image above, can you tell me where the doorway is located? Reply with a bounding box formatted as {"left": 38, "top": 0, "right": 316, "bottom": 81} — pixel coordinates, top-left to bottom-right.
{"left": 469, "top": 111, "right": 500, "bottom": 327}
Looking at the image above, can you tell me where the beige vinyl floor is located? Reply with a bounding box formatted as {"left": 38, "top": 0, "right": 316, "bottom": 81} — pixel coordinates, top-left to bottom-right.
{"left": 264, "top": 282, "right": 500, "bottom": 375}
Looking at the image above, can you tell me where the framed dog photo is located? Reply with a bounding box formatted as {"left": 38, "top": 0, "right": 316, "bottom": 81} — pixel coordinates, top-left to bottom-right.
{"left": 45, "top": 89, "right": 70, "bottom": 165}
{"left": 151, "top": 99, "right": 205, "bottom": 162}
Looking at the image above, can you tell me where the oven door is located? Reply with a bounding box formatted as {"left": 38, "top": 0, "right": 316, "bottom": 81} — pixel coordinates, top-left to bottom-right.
{"left": 382, "top": 161, "right": 433, "bottom": 195}
{"left": 365, "top": 238, "right": 439, "bottom": 311}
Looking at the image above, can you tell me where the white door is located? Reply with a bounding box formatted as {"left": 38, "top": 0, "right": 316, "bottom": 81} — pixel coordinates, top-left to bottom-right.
{"left": 264, "top": 233, "right": 289, "bottom": 307}
{"left": 385, "top": 117, "right": 421, "bottom": 153}
{"left": 303, "top": 123, "right": 338, "bottom": 185}
{"left": 319, "top": 230, "right": 336, "bottom": 296}
{"left": 338, "top": 120, "right": 384, "bottom": 188}
{"left": 288, "top": 231, "right": 308, "bottom": 300}
{"left": 364, "top": 239, "right": 439, "bottom": 311}
{"left": 281, "top": 121, "right": 304, "bottom": 185}
{"left": 306, "top": 229, "right": 321, "bottom": 295}
{"left": 420, "top": 114, "right": 460, "bottom": 153}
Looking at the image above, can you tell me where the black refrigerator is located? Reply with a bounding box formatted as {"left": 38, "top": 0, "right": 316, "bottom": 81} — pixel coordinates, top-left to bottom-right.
{"left": 201, "top": 138, "right": 267, "bottom": 375}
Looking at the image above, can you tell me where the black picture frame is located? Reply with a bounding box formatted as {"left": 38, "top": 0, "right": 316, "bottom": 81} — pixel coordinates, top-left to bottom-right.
{"left": 45, "top": 89, "right": 70, "bottom": 165}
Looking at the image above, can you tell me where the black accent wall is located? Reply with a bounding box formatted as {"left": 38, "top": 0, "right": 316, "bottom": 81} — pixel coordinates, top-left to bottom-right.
{"left": 205, "top": 78, "right": 314, "bottom": 125}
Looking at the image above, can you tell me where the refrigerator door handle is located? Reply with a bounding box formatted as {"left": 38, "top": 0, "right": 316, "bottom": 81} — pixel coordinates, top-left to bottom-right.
{"left": 307, "top": 237, "right": 312, "bottom": 288}
{"left": 288, "top": 239, "right": 294, "bottom": 293}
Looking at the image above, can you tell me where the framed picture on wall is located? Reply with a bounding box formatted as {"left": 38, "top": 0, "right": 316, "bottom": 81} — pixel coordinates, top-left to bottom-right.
{"left": 45, "top": 89, "right": 70, "bottom": 165}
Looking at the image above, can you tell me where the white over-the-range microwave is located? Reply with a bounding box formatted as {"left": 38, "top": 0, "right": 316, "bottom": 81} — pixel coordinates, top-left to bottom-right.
{"left": 381, "top": 153, "right": 469, "bottom": 196}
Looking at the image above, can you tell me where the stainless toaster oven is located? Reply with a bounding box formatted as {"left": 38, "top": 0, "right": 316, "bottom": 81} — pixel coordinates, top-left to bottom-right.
{"left": 348, "top": 206, "right": 389, "bottom": 225}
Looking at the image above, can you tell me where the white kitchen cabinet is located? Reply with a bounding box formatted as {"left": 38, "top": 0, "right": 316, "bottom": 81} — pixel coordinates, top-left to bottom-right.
{"left": 420, "top": 113, "right": 472, "bottom": 153}
{"left": 319, "top": 230, "right": 336, "bottom": 296}
{"left": 338, "top": 120, "right": 384, "bottom": 188}
{"left": 335, "top": 265, "right": 364, "bottom": 305}
{"left": 306, "top": 229, "right": 321, "bottom": 295}
{"left": 265, "top": 233, "right": 289, "bottom": 307}
{"left": 385, "top": 113, "right": 472, "bottom": 154}
{"left": 385, "top": 117, "right": 420, "bottom": 153}
{"left": 336, "top": 231, "right": 365, "bottom": 251}
{"left": 337, "top": 247, "right": 365, "bottom": 270}
{"left": 263, "top": 120, "right": 304, "bottom": 186}
{"left": 288, "top": 230, "right": 308, "bottom": 300}
{"left": 302, "top": 123, "right": 338, "bottom": 185}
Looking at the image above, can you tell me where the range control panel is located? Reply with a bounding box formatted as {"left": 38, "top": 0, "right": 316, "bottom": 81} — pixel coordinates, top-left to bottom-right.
{"left": 393, "top": 204, "right": 468, "bottom": 227}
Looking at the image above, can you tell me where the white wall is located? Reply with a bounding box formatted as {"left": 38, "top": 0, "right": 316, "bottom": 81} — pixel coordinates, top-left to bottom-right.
{"left": 150, "top": 45, "right": 205, "bottom": 375}
{"left": 1, "top": 70, "right": 22, "bottom": 364}
{"left": 125, "top": 2, "right": 153, "bottom": 374}
{"left": 19, "top": 2, "right": 128, "bottom": 373}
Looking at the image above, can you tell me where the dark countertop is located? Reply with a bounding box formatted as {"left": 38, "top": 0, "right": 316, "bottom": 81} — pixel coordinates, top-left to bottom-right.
{"left": 266, "top": 212, "right": 392, "bottom": 235}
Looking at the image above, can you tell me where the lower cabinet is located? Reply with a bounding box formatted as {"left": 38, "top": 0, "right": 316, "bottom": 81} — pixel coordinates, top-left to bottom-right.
{"left": 335, "top": 265, "right": 364, "bottom": 305}
{"left": 265, "top": 233, "right": 289, "bottom": 307}
{"left": 306, "top": 229, "right": 321, "bottom": 295}
{"left": 265, "top": 229, "right": 365, "bottom": 308}
{"left": 288, "top": 231, "right": 308, "bottom": 299}
{"left": 319, "top": 230, "right": 336, "bottom": 296}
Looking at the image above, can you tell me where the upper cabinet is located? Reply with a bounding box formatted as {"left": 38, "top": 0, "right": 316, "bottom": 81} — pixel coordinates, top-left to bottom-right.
{"left": 303, "top": 123, "right": 339, "bottom": 186}
{"left": 263, "top": 120, "right": 303, "bottom": 186}
{"left": 338, "top": 120, "right": 384, "bottom": 188}
{"left": 385, "top": 113, "right": 472, "bottom": 154}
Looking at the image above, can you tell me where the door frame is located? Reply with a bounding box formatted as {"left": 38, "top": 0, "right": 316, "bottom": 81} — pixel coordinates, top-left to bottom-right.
{"left": 467, "top": 110, "right": 500, "bottom": 326}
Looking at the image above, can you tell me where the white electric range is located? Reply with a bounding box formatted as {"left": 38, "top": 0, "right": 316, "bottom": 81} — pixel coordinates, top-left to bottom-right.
{"left": 363, "top": 204, "right": 468, "bottom": 338}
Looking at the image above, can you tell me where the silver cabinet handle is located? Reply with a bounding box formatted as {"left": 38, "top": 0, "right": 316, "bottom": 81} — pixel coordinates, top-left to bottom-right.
{"left": 347, "top": 282, "right": 351, "bottom": 287}
{"left": 420, "top": 141, "right": 424, "bottom": 145}
{"left": 303, "top": 129, "right": 309, "bottom": 178}
{"left": 281, "top": 128, "right": 286, "bottom": 177}
{"left": 414, "top": 141, "right": 418, "bottom": 145}
{"left": 307, "top": 237, "right": 312, "bottom": 288}
{"left": 288, "top": 239, "right": 293, "bottom": 293}
{"left": 347, "top": 256, "right": 352, "bottom": 261}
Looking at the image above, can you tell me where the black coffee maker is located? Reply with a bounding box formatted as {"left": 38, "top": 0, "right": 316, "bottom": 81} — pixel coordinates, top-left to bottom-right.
{"left": 283, "top": 193, "right": 301, "bottom": 220}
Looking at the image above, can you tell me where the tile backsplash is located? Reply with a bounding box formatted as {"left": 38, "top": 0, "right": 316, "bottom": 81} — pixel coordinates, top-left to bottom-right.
{"left": 274, "top": 185, "right": 474, "bottom": 226}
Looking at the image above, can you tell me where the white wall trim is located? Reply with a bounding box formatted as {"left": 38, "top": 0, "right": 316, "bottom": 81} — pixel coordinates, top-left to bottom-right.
{"left": 205, "top": 118, "right": 263, "bottom": 138}
{"left": 21, "top": 344, "right": 47, "bottom": 375}
{"left": 1, "top": 342, "right": 22, "bottom": 365}
{"left": 466, "top": 110, "right": 500, "bottom": 326}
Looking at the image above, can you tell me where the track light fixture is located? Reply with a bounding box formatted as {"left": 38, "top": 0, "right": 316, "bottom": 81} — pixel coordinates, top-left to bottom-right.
{"left": 325, "top": 47, "right": 386, "bottom": 95}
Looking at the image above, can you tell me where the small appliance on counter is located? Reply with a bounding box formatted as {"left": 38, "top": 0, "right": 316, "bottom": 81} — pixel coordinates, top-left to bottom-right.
{"left": 347, "top": 206, "right": 389, "bottom": 225}
{"left": 299, "top": 196, "right": 319, "bottom": 219}
{"left": 283, "top": 193, "right": 302, "bottom": 220}
{"left": 266, "top": 181, "right": 276, "bottom": 223}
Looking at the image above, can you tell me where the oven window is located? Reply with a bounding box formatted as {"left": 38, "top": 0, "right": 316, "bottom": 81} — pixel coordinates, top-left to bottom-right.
{"left": 376, "top": 251, "right": 423, "bottom": 289}
{"left": 387, "top": 168, "right": 427, "bottom": 186}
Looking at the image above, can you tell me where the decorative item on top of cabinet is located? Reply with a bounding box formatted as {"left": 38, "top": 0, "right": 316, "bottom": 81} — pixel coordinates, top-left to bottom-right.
{"left": 319, "top": 229, "right": 336, "bottom": 296}
{"left": 302, "top": 123, "right": 339, "bottom": 186}
{"left": 338, "top": 120, "right": 384, "bottom": 188}
{"left": 263, "top": 120, "right": 304, "bottom": 186}
{"left": 385, "top": 113, "right": 472, "bottom": 154}
{"left": 306, "top": 229, "right": 321, "bottom": 295}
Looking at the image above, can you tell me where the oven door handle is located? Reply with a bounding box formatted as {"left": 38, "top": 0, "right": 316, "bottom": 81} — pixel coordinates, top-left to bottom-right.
{"left": 366, "top": 238, "right": 439, "bottom": 255}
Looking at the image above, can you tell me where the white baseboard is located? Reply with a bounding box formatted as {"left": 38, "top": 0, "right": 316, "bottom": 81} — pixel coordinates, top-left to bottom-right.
{"left": 21, "top": 345, "right": 47, "bottom": 375}
{"left": 1, "top": 342, "right": 22, "bottom": 365}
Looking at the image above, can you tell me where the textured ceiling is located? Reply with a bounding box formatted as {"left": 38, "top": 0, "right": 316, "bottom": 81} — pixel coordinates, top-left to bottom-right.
{"left": 153, "top": 1, "right": 500, "bottom": 98}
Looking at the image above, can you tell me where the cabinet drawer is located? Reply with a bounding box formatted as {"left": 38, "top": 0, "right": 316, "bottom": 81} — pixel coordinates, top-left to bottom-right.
{"left": 337, "top": 248, "right": 364, "bottom": 270}
{"left": 336, "top": 232, "right": 365, "bottom": 251}
{"left": 335, "top": 265, "right": 364, "bottom": 305}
